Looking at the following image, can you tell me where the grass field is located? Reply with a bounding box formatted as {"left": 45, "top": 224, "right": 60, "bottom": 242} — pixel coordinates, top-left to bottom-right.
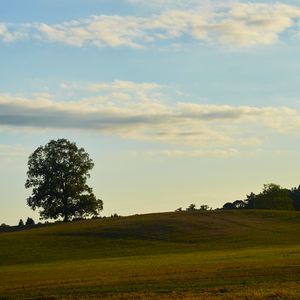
{"left": 0, "top": 210, "right": 299, "bottom": 299}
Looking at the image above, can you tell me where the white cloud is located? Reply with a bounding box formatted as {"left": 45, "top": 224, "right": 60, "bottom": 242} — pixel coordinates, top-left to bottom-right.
{"left": 0, "top": 22, "right": 27, "bottom": 43}
{"left": 1, "top": 82, "right": 300, "bottom": 153}
{"left": 35, "top": 16, "right": 146, "bottom": 48}
{"left": 126, "top": 0, "right": 213, "bottom": 10}
{"left": 143, "top": 148, "right": 240, "bottom": 158}
{"left": 1, "top": 2, "right": 300, "bottom": 48}
{"left": 38, "top": 23, "right": 67, "bottom": 43}
{"left": 87, "top": 80, "right": 163, "bottom": 92}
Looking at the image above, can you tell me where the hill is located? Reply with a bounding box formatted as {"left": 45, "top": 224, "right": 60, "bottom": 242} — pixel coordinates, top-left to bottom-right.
{"left": 0, "top": 210, "right": 299, "bottom": 299}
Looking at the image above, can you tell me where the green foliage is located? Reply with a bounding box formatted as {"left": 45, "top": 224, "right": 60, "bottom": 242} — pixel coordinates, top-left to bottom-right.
{"left": 222, "top": 202, "right": 236, "bottom": 209}
{"left": 290, "top": 185, "right": 300, "bottom": 211}
{"left": 186, "top": 203, "right": 196, "bottom": 211}
{"left": 223, "top": 200, "right": 245, "bottom": 210}
{"left": 25, "top": 217, "right": 35, "bottom": 226}
{"left": 25, "top": 139, "right": 103, "bottom": 221}
{"left": 18, "top": 219, "right": 24, "bottom": 226}
{"left": 224, "top": 184, "right": 295, "bottom": 211}
{"left": 245, "top": 192, "right": 256, "bottom": 209}
{"left": 178, "top": 204, "right": 210, "bottom": 211}
{"left": 199, "top": 204, "right": 211, "bottom": 211}
{"left": 252, "top": 184, "right": 294, "bottom": 210}
{"left": 232, "top": 200, "right": 246, "bottom": 209}
{"left": 110, "top": 213, "right": 120, "bottom": 218}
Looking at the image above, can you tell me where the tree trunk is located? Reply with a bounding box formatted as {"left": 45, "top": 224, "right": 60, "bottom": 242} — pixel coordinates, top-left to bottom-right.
{"left": 63, "top": 214, "right": 69, "bottom": 222}
{"left": 63, "top": 197, "right": 69, "bottom": 222}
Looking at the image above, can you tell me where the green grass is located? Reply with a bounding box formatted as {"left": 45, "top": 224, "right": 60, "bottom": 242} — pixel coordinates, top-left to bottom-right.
{"left": 0, "top": 210, "right": 299, "bottom": 299}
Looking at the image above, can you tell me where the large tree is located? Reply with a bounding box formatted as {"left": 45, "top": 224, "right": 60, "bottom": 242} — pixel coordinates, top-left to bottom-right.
{"left": 250, "top": 184, "right": 293, "bottom": 210}
{"left": 25, "top": 139, "right": 103, "bottom": 221}
{"left": 290, "top": 186, "right": 300, "bottom": 211}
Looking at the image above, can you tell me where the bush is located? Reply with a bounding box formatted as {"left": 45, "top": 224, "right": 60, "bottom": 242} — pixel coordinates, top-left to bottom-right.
{"left": 175, "top": 207, "right": 183, "bottom": 212}
{"left": 110, "top": 213, "right": 120, "bottom": 218}
{"left": 186, "top": 204, "right": 196, "bottom": 211}
{"left": 25, "top": 217, "right": 35, "bottom": 226}
{"left": 199, "top": 204, "right": 211, "bottom": 211}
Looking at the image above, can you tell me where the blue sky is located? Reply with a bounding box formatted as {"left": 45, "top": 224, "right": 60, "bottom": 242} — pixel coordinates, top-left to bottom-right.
{"left": 1, "top": 0, "right": 300, "bottom": 225}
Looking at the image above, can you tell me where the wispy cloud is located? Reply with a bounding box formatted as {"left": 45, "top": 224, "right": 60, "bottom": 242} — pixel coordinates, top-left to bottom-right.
{"left": 86, "top": 80, "right": 163, "bottom": 93}
{"left": 1, "top": 2, "right": 300, "bottom": 48}
{"left": 0, "top": 22, "right": 28, "bottom": 43}
{"left": 0, "top": 144, "right": 27, "bottom": 162}
{"left": 126, "top": 0, "right": 207, "bottom": 9}
{"left": 1, "top": 82, "right": 300, "bottom": 153}
{"left": 142, "top": 148, "right": 240, "bottom": 158}
{"left": 60, "top": 80, "right": 164, "bottom": 93}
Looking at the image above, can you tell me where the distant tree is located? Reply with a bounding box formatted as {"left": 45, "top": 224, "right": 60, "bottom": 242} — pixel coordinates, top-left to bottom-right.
{"left": 175, "top": 207, "right": 183, "bottom": 212}
{"left": 72, "top": 217, "right": 85, "bottom": 221}
{"left": 18, "top": 219, "right": 24, "bottom": 226}
{"left": 244, "top": 192, "right": 256, "bottom": 209}
{"left": 91, "top": 215, "right": 102, "bottom": 219}
{"left": 0, "top": 223, "right": 9, "bottom": 228}
{"left": 222, "top": 202, "right": 235, "bottom": 210}
{"left": 222, "top": 200, "right": 246, "bottom": 210}
{"left": 186, "top": 204, "right": 196, "bottom": 211}
{"left": 110, "top": 213, "right": 120, "bottom": 218}
{"left": 25, "top": 217, "right": 35, "bottom": 226}
{"left": 250, "top": 184, "right": 293, "bottom": 210}
{"left": 25, "top": 139, "right": 103, "bottom": 222}
{"left": 199, "top": 204, "right": 211, "bottom": 211}
{"left": 290, "top": 186, "right": 300, "bottom": 211}
{"left": 232, "top": 200, "right": 246, "bottom": 209}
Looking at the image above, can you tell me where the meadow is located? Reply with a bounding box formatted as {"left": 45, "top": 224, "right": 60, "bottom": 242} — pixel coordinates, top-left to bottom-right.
{"left": 0, "top": 210, "right": 299, "bottom": 299}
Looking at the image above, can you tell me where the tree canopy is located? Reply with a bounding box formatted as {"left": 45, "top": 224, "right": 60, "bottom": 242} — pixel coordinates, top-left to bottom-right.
{"left": 25, "top": 139, "right": 103, "bottom": 221}
{"left": 290, "top": 186, "right": 300, "bottom": 211}
{"left": 252, "top": 184, "right": 293, "bottom": 210}
{"left": 223, "top": 183, "right": 296, "bottom": 211}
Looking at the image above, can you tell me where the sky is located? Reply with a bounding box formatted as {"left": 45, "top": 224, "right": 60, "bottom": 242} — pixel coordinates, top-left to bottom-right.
{"left": 1, "top": 0, "right": 300, "bottom": 225}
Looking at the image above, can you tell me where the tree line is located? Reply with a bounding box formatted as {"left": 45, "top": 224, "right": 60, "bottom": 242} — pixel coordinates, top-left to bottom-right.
{"left": 2, "top": 139, "right": 299, "bottom": 228}
{"left": 223, "top": 183, "right": 300, "bottom": 211}
{"left": 177, "top": 183, "right": 300, "bottom": 212}
{"left": 21, "top": 139, "right": 300, "bottom": 222}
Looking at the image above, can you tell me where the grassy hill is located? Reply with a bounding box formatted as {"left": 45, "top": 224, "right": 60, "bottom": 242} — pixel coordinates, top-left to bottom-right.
{"left": 0, "top": 210, "right": 299, "bottom": 299}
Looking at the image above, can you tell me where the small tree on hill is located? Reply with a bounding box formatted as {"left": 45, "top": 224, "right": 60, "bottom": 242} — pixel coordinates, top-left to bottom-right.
{"left": 25, "top": 217, "right": 35, "bottom": 226}
{"left": 25, "top": 139, "right": 103, "bottom": 222}
{"left": 199, "top": 204, "right": 211, "bottom": 211}
{"left": 232, "top": 200, "right": 246, "bottom": 209}
{"left": 186, "top": 204, "right": 196, "bottom": 211}
{"left": 223, "top": 202, "right": 234, "bottom": 209}
{"left": 18, "top": 219, "right": 24, "bottom": 226}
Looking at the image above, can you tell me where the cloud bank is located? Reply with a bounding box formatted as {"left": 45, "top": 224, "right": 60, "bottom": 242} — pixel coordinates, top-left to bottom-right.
{"left": 1, "top": 2, "right": 300, "bottom": 48}
{"left": 1, "top": 81, "right": 300, "bottom": 154}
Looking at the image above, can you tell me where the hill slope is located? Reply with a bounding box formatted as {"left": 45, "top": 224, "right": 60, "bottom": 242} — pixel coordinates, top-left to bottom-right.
{"left": 0, "top": 210, "right": 299, "bottom": 299}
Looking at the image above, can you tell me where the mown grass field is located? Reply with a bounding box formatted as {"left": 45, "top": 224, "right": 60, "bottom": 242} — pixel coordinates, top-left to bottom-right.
{"left": 0, "top": 210, "right": 299, "bottom": 299}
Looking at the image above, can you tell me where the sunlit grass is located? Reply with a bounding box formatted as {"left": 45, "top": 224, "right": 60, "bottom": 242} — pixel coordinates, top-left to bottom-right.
{"left": 0, "top": 210, "right": 299, "bottom": 299}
